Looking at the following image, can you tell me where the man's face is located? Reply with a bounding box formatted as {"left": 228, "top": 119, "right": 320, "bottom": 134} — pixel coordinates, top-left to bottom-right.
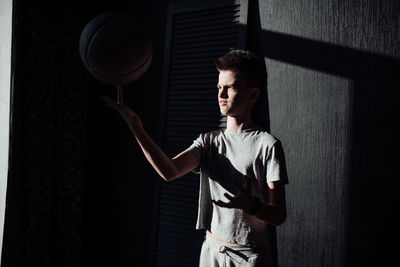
{"left": 217, "top": 70, "right": 255, "bottom": 117}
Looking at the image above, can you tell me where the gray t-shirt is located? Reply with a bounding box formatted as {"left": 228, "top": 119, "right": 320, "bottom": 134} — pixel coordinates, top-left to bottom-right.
{"left": 188, "top": 128, "right": 288, "bottom": 248}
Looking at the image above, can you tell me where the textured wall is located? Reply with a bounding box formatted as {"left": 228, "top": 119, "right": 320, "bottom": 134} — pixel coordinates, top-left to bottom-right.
{"left": 269, "top": 66, "right": 351, "bottom": 267}
{"left": 255, "top": 0, "right": 399, "bottom": 266}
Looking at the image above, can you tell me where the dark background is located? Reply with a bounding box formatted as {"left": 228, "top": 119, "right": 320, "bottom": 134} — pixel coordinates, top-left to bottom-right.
{"left": 2, "top": 0, "right": 399, "bottom": 266}
{"left": 3, "top": 0, "right": 165, "bottom": 266}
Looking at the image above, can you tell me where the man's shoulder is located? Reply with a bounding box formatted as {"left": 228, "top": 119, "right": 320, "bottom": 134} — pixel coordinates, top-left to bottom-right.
{"left": 197, "top": 128, "right": 279, "bottom": 146}
{"left": 192, "top": 129, "right": 222, "bottom": 145}
{"left": 199, "top": 129, "right": 223, "bottom": 138}
{"left": 253, "top": 128, "right": 278, "bottom": 145}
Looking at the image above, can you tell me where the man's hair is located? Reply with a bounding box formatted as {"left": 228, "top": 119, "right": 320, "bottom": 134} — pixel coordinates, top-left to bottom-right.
{"left": 215, "top": 49, "right": 267, "bottom": 89}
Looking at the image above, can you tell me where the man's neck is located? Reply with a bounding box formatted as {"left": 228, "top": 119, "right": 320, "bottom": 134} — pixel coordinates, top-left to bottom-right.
{"left": 226, "top": 115, "right": 255, "bottom": 132}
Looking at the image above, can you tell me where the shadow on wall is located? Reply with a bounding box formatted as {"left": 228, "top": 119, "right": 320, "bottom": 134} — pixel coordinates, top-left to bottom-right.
{"left": 245, "top": 9, "right": 400, "bottom": 267}
{"left": 246, "top": 1, "right": 399, "bottom": 266}
{"left": 267, "top": 29, "right": 398, "bottom": 266}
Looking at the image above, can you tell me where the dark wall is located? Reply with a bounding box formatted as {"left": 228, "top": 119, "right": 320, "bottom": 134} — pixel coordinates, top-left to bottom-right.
{"left": 251, "top": 0, "right": 399, "bottom": 266}
{"left": 2, "top": 0, "right": 167, "bottom": 266}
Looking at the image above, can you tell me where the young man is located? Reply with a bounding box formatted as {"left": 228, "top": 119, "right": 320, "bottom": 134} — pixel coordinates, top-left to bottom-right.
{"left": 102, "top": 50, "right": 288, "bottom": 267}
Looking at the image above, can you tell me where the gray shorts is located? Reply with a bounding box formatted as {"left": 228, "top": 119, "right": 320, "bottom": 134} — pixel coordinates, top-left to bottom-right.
{"left": 199, "top": 232, "right": 274, "bottom": 267}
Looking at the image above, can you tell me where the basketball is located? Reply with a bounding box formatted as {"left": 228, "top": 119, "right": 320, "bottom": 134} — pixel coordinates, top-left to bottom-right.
{"left": 79, "top": 12, "right": 152, "bottom": 85}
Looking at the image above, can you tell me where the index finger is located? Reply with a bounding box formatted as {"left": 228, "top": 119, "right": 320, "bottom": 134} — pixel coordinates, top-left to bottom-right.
{"left": 101, "top": 95, "right": 124, "bottom": 110}
{"left": 117, "top": 84, "right": 123, "bottom": 105}
{"left": 212, "top": 199, "right": 233, "bottom": 208}
{"left": 101, "top": 95, "right": 117, "bottom": 106}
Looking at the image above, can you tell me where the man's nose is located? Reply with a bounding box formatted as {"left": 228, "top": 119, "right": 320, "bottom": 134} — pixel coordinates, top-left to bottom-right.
{"left": 219, "top": 88, "right": 228, "bottom": 98}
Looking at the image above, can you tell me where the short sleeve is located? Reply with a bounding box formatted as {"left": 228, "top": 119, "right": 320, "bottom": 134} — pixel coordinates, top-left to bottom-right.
{"left": 187, "top": 134, "right": 204, "bottom": 161}
{"left": 187, "top": 133, "right": 204, "bottom": 174}
{"left": 266, "top": 141, "right": 289, "bottom": 184}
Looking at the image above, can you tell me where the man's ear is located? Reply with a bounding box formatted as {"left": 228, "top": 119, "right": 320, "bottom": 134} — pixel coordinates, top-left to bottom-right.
{"left": 249, "top": 87, "right": 260, "bottom": 103}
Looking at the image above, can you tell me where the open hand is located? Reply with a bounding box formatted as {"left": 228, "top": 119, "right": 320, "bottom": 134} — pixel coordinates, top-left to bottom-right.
{"left": 212, "top": 175, "right": 257, "bottom": 212}
{"left": 101, "top": 86, "right": 143, "bottom": 132}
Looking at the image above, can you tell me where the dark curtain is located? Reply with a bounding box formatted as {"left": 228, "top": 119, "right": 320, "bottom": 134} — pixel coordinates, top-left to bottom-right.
{"left": 2, "top": 0, "right": 162, "bottom": 266}
{"left": 2, "top": 1, "right": 89, "bottom": 266}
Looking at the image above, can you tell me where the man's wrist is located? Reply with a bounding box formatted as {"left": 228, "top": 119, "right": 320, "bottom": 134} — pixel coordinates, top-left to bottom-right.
{"left": 246, "top": 197, "right": 262, "bottom": 215}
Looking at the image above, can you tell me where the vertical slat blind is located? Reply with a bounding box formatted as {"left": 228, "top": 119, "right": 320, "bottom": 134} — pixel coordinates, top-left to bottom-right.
{"left": 155, "top": 1, "right": 248, "bottom": 266}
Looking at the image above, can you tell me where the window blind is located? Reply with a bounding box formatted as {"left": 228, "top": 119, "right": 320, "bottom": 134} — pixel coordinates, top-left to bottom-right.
{"left": 153, "top": 1, "right": 248, "bottom": 266}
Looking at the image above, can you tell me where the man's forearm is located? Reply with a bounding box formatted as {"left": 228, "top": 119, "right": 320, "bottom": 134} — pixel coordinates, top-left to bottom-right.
{"left": 101, "top": 95, "right": 181, "bottom": 181}
{"left": 130, "top": 125, "right": 178, "bottom": 181}
{"left": 247, "top": 200, "right": 286, "bottom": 226}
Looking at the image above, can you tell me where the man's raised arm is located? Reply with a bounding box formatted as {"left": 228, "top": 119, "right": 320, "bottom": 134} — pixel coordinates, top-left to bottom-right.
{"left": 101, "top": 95, "right": 199, "bottom": 181}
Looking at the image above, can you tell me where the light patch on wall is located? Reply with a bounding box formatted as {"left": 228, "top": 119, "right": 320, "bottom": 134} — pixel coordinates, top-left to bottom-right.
{"left": 0, "top": 0, "right": 13, "bottom": 261}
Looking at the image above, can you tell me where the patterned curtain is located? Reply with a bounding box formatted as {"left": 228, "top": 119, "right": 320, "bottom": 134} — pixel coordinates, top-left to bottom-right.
{"left": 2, "top": 1, "right": 88, "bottom": 266}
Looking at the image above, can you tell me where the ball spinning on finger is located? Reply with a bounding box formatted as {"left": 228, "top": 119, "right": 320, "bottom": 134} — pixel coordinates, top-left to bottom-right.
{"left": 79, "top": 12, "right": 153, "bottom": 86}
